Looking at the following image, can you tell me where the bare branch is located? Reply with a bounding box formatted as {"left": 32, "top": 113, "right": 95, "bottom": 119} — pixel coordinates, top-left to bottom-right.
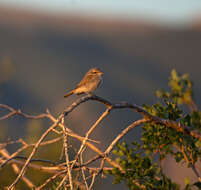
{"left": 0, "top": 137, "right": 62, "bottom": 168}
{"left": 62, "top": 95, "right": 201, "bottom": 141}
{"left": 62, "top": 124, "right": 73, "bottom": 190}
{"left": 8, "top": 120, "right": 61, "bottom": 189}
{"left": 71, "top": 107, "right": 112, "bottom": 171}
{"left": 0, "top": 93, "right": 200, "bottom": 189}
{"left": 36, "top": 170, "right": 67, "bottom": 190}
{"left": 105, "top": 118, "right": 148, "bottom": 155}
{"left": 0, "top": 149, "right": 35, "bottom": 189}
{"left": 80, "top": 147, "right": 89, "bottom": 190}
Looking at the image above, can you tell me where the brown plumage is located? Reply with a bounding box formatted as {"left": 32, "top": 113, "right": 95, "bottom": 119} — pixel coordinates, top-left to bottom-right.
{"left": 64, "top": 68, "right": 103, "bottom": 98}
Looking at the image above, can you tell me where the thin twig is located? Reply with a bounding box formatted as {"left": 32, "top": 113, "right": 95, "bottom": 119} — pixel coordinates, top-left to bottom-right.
{"left": 89, "top": 172, "right": 96, "bottom": 190}
{"left": 62, "top": 120, "right": 73, "bottom": 190}
{"left": 0, "top": 149, "right": 35, "bottom": 188}
{"left": 0, "top": 104, "right": 48, "bottom": 120}
{"left": 0, "top": 158, "right": 64, "bottom": 173}
{"left": 71, "top": 108, "right": 111, "bottom": 170}
{"left": 175, "top": 142, "right": 201, "bottom": 183}
{"left": 105, "top": 118, "right": 148, "bottom": 155}
{"left": 47, "top": 112, "right": 123, "bottom": 171}
{"left": 0, "top": 93, "right": 200, "bottom": 189}
{"left": 8, "top": 118, "right": 62, "bottom": 189}
{"left": 80, "top": 147, "right": 89, "bottom": 190}
{"left": 56, "top": 175, "right": 67, "bottom": 190}
{"left": 0, "top": 137, "right": 62, "bottom": 168}
{"left": 36, "top": 170, "right": 67, "bottom": 190}
{"left": 61, "top": 95, "right": 201, "bottom": 141}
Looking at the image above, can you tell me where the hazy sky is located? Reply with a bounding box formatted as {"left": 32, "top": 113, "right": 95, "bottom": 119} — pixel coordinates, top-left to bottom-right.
{"left": 1, "top": 0, "right": 201, "bottom": 25}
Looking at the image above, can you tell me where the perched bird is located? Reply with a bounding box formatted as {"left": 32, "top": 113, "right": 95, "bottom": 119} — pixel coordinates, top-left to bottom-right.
{"left": 64, "top": 68, "right": 103, "bottom": 98}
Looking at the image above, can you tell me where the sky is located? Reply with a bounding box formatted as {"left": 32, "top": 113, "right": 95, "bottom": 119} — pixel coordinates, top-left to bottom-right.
{"left": 0, "top": 0, "right": 201, "bottom": 26}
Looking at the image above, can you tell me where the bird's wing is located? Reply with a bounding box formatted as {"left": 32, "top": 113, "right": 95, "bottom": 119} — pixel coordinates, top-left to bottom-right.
{"left": 77, "top": 73, "right": 92, "bottom": 87}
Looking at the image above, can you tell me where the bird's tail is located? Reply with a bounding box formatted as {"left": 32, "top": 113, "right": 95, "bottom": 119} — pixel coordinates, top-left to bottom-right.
{"left": 64, "top": 90, "right": 74, "bottom": 98}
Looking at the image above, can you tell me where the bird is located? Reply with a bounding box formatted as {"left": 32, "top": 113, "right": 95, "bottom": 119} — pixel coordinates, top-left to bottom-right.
{"left": 64, "top": 68, "right": 103, "bottom": 98}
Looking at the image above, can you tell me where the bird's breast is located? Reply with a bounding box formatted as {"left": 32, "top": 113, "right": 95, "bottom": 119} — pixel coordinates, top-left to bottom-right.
{"left": 74, "top": 75, "right": 102, "bottom": 94}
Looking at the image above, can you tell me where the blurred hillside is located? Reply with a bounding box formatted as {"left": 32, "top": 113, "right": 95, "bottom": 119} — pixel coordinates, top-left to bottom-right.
{"left": 0, "top": 6, "right": 201, "bottom": 189}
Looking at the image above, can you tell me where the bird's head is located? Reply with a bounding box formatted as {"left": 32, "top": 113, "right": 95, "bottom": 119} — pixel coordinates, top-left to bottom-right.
{"left": 89, "top": 68, "right": 103, "bottom": 76}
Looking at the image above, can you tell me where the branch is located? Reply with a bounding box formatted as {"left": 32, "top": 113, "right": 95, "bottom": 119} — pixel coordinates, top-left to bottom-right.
{"left": 62, "top": 95, "right": 201, "bottom": 141}
{"left": 71, "top": 107, "right": 112, "bottom": 171}
{"left": 8, "top": 120, "right": 61, "bottom": 189}
{"left": 0, "top": 104, "right": 47, "bottom": 120}
{"left": 105, "top": 118, "right": 148, "bottom": 155}
{"left": 0, "top": 137, "right": 62, "bottom": 168}
{"left": 0, "top": 149, "right": 35, "bottom": 189}
{"left": 1, "top": 93, "right": 200, "bottom": 189}
{"left": 62, "top": 125, "right": 73, "bottom": 189}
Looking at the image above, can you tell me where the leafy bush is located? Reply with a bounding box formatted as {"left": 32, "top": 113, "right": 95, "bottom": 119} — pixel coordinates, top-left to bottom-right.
{"left": 106, "top": 70, "right": 201, "bottom": 190}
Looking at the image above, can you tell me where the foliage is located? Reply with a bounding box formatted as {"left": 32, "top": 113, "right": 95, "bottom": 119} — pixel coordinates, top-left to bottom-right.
{"left": 107, "top": 70, "right": 201, "bottom": 189}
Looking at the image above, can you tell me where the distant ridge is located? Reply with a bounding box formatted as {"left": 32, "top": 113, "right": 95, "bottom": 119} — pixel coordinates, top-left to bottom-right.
{"left": 0, "top": 5, "right": 165, "bottom": 34}
{"left": 0, "top": 4, "right": 201, "bottom": 90}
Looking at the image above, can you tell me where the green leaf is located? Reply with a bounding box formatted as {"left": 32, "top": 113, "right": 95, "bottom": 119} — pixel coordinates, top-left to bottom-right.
{"left": 174, "top": 152, "right": 184, "bottom": 162}
{"left": 195, "top": 140, "right": 201, "bottom": 148}
{"left": 184, "top": 177, "right": 190, "bottom": 185}
{"left": 171, "top": 69, "right": 179, "bottom": 81}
